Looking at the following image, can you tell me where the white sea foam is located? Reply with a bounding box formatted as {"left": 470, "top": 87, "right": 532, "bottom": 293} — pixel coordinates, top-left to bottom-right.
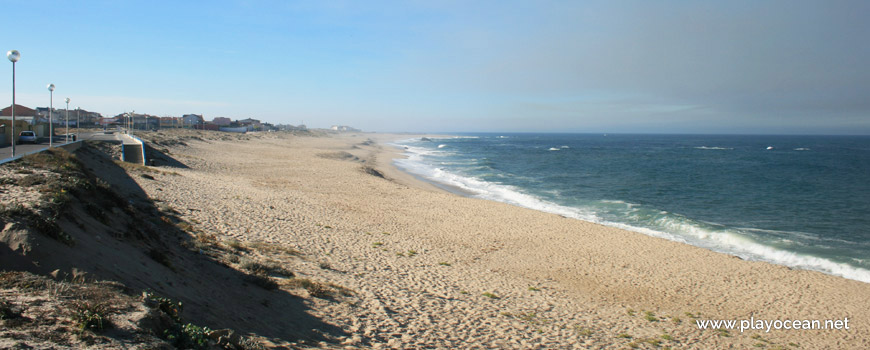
{"left": 794, "top": 148, "right": 811, "bottom": 151}
{"left": 392, "top": 142, "right": 870, "bottom": 284}
{"left": 438, "top": 144, "right": 447, "bottom": 148}
{"left": 424, "top": 136, "right": 479, "bottom": 140}
{"left": 605, "top": 217, "right": 870, "bottom": 283}
{"left": 393, "top": 138, "right": 422, "bottom": 145}
{"left": 695, "top": 146, "right": 733, "bottom": 150}
{"left": 602, "top": 208, "right": 870, "bottom": 283}
{"left": 548, "top": 147, "right": 560, "bottom": 151}
{"left": 393, "top": 149, "right": 598, "bottom": 222}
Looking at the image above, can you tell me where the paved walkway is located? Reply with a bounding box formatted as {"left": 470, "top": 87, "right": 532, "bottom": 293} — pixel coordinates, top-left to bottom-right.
{"left": 0, "top": 131, "right": 121, "bottom": 162}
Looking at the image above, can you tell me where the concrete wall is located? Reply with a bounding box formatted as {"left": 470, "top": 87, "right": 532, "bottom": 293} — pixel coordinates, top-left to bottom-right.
{"left": 57, "top": 140, "right": 83, "bottom": 153}
{"left": 118, "top": 133, "right": 147, "bottom": 165}
{"left": 0, "top": 140, "right": 83, "bottom": 166}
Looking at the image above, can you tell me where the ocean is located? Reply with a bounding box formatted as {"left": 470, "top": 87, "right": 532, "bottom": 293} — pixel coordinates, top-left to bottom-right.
{"left": 392, "top": 134, "right": 870, "bottom": 283}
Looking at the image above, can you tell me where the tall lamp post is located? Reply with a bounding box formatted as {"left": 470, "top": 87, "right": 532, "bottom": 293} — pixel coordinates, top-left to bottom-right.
{"left": 65, "top": 98, "right": 70, "bottom": 143}
{"left": 47, "top": 84, "right": 55, "bottom": 147}
{"left": 7, "top": 50, "right": 20, "bottom": 157}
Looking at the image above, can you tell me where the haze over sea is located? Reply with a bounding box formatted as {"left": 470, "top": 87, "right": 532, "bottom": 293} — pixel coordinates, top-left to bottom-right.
{"left": 394, "top": 134, "right": 870, "bottom": 283}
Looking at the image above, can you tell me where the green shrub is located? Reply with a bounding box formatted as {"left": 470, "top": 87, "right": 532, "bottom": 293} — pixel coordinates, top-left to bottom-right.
{"left": 71, "top": 300, "right": 110, "bottom": 333}
{"left": 144, "top": 291, "right": 183, "bottom": 322}
{"left": 165, "top": 323, "right": 212, "bottom": 350}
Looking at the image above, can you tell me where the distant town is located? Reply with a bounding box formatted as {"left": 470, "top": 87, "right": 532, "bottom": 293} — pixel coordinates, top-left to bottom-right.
{"left": 1, "top": 103, "right": 361, "bottom": 145}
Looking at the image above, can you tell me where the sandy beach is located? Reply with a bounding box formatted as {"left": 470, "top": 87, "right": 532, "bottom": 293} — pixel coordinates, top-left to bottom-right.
{"left": 111, "top": 131, "right": 870, "bottom": 348}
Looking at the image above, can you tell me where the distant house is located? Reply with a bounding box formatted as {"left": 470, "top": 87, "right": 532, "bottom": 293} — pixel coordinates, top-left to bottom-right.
{"left": 182, "top": 114, "right": 204, "bottom": 127}
{"left": 35, "top": 107, "right": 53, "bottom": 118}
{"left": 76, "top": 109, "right": 103, "bottom": 127}
{"left": 330, "top": 125, "right": 360, "bottom": 132}
{"left": 276, "top": 123, "right": 307, "bottom": 131}
{"left": 1, "top": 104, "right": 46, "bottom": 145}
{"left": 130, "top": 114, "right": 159, "bottom": 130}
{"left": 160, "top": 117, "right": 182, "bottom": 128}
{"left": 196, "top": 123, "right": 220, "bottom": 131}
{"left": 1, "top": 104, "right": 37, "bottom": 118}
{"left": 98, "top": 117, "right": 121, "bottom": 128}
{"left": 237, "top": 118, "right": 261, "bottom": 125}
{"left": 211, "top": 117, "right": 232, "bottom": 126}
{"left": 237, "top": 118, "right": 262, "bottom": 131}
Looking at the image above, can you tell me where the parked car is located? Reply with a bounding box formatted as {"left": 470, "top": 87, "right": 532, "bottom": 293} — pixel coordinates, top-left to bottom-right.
{"left": 18, "top": 131, "right": 37, "bottom": 144}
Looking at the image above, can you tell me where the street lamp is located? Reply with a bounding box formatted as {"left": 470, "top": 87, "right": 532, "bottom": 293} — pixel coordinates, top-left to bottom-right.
{"left": 65, "top": 97, "right": 70, "bottom": 143}
{"left": 47, "top": 84, "right": 55, "bottom": 147}
{"left": 7, "top": 50, "right": 20, "bottom": 157}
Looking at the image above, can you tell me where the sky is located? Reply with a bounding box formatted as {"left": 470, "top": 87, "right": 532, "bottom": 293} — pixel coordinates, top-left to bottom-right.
{"left": 1, "top": 0, "right": 868, "bottom": 134}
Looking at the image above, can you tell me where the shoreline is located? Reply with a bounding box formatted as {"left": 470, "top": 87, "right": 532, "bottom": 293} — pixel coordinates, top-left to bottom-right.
{"left": 371, "top": 133, "right": 870, "bottom": 285}
{"left": 368, "top": 133, "right": 478, "bottom": 197}
{"left": 119, "top": 130, "right": 870, "bottom": 348}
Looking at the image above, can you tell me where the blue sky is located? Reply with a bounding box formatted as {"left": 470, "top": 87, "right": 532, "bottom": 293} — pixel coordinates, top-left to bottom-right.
{"left": 1, "top": 1, "right": 868, "bottom": 134}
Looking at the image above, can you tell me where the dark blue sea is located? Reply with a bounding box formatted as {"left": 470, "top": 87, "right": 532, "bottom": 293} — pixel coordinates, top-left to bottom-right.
{"left": 393, "top": 134, "right": 870, "bottom": 283}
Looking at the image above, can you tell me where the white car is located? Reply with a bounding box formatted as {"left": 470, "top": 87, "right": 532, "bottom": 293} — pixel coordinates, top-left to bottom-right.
{"left": 18, "top": 131, "right": 37, "bottom": 144}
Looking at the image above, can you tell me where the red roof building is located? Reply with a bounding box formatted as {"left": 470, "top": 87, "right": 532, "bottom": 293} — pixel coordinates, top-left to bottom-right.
{"left": 1, "top": 104, "right": 37, "bottom": 117}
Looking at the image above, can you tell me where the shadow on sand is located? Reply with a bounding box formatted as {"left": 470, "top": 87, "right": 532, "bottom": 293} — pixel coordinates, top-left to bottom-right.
{"left": 144, "top": 144, "right": 190, "bottom": 169}
{"left": 5, "top": 143, "right": 347, "bottom": 347}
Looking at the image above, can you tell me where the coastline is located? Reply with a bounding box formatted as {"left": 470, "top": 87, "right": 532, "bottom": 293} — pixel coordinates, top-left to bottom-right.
{"left": 366, "top": 133, "right": 870, "bottom": 345}
{"left": 374, "top": 133, "right": 870, "bottom": 282}
{"left": 367, "top": 133, "right": 478, "bottom": 197}
{"left": 119, "top": 131, "right": 870, "bottom": 348}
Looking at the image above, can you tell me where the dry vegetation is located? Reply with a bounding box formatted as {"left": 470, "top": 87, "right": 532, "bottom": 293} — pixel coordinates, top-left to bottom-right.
{"left": 0, "top": 139, "right": 351, "bottom": 349}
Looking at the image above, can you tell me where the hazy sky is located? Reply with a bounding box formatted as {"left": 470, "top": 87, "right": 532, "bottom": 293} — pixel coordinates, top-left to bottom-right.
{"left": 1, "top": 1, "right": 868, "bottom": 134}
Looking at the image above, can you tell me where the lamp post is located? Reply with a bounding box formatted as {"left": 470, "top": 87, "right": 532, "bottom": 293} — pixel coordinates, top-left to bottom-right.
{"left": 65, "top": 98, "right": 70, "bottom": 143}
{"left": 7, "top": 50, "right": 20, "bottom": 157}
{"left": 48, "top": 84, "right": 55, "bottom": 147}
{"left": 76, "top": 107, "right": 80, "bottom": 139}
